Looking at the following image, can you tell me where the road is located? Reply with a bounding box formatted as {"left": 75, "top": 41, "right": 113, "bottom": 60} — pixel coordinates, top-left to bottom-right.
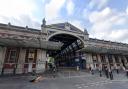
{"left": 0, "top": 70, "right": 128, "bottom": 89}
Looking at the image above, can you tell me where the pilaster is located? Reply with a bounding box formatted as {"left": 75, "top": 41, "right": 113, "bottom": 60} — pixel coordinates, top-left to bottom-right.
{"left": 36, "top": 49, "right": 46, "bottom": 73}
{"left": 112, "top": 55, "right": 117, "bottom": 69}
{"left": 97, "top": 54, "right": 102, "bottom": 69}
{"left": 0, "top": 47, "right": 6, "bottom": 74}
{"left": 16, "top": 48, "right": 26, "bottom": 74}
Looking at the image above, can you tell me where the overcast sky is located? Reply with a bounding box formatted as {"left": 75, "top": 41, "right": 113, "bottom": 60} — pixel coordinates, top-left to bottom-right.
{"left": 0, "top": 0, "right": 128, "bottom": 43}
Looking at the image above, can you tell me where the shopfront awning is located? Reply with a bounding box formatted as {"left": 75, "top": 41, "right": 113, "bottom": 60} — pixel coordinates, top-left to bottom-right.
{"left": 0, "top": 37, "right": 63, "bottom": 50}
{"left": 78, "top": 45, "right": 128, "bottom": 55}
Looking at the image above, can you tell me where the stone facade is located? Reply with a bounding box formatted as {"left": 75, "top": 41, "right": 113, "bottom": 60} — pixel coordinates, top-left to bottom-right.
{"left": 0, "top": 21, "right": 127, "bottom": 75}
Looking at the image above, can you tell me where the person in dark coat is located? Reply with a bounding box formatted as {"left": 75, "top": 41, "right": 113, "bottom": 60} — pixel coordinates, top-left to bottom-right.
{"left": 126, "top": 69, "right": 128, "bottom": 78}
{"left": 123, "top": 66, "right": 128, "bottom": 78}
{"left": 104, "top": 65, "right": 109, "bottom": 78}
{"left": 98, "top": 65, "right": 102, "bottom": 77}
{"left": 89, "top": 66, "right": 94, "bottom": 75}
{"left": 108, "top": 66, "right": 113, "bottom": 80}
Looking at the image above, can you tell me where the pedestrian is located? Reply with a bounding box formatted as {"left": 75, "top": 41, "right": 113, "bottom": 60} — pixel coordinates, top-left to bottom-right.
{"left": 53, "top": 64, "right": 56, "bottom": 73}
{"left": 116, "top": 66, "right": 119, "bottom": 74}
{"left": 126, "top": 69, "right": 128, "bottom": 78}
{"left": 124, "top": 66, "right": 128, "bottom": 78}
{"left": 98, "top": 65, "right": 102, "bottom": 77}
{"left": 91, "top": 68, "right": 94, "bottom": 75}
{"left": 89, "top": 66, "right": 94, "bottom": 75}
{"left": 89, "top": 66, "right": 91, "bottom": 72}
{"left": 48, "top": 63, "right": 53, "bottom": 71}
{"left": 77, "top": 66, "right": 80, "bottom": 71}
{"left": 108, "top": 66, "right": 113, "bottom": 80}
{"left": 104, "top": 65, "right": 109, "bottom": 78}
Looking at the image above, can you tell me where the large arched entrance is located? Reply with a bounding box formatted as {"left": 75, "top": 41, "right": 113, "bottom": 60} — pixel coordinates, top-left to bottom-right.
{"left": 47, "top": 33, "right": 85, "bottom": 68}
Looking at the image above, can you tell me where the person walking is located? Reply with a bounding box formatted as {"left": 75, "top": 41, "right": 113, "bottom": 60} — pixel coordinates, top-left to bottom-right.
{"left": 98, "top": 65, "right": 102, "bottom": 77}
{"left": 124, "top": 65, "right": 128, "bottom": 78}
{"left": 108, "top": 66, "right": 113, "bottom": 80}
{"left": 89, "top": 66, "right": 94, "bottom": 75}
{"left": 126, "top": 69, "right": 128, "bottom": 78}
{"left": 52, "top": 64, "right": 57, "bottom": 78}
{"left": 116, "top": 65, "right": 119, "bottom": 74}
{"left": 104, "top": 65, "right": 109, "bottom": 78}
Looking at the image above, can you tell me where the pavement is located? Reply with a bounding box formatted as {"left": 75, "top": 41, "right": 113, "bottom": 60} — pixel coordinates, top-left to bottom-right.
{"left": 0, "top": 69, "right": 128, "bottom": 89}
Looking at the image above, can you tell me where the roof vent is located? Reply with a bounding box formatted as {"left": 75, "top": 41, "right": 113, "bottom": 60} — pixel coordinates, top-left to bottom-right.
{"left": 8, "top": 22, "right": 11, "bottom": 26}
{"left": 84, "top": 28, "right": 88, "bottom": 34}
{"left": 65, "top": 22, "right": 70, "bottom": 30}
{"left": 25, "top": 26, "right": 28, "bottom": 30}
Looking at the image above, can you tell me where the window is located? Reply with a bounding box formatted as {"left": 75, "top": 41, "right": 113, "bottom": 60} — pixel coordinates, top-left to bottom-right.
{"left": 72, "top": 42, "right": 76, "bottom": 47}
{"left": 101, "top": 55, "right": 106, "bottom": 63}
{"left": 25, "top": 49, "right": 37, "bottom": 63}
{"left": 69, "top": 45, "right": 72, "bottom": 50}
{"left": 108, "top": 55, "right": 113, "bottom": 63}
{"left": 77, "top": 40, "right": 81, "bottom": 45}
{"left": 9, "top": 50, "right": 17, "bottom": 63}
{"left": 115, "top": 56, "right": 120, "bottom": 63}
{"left": 92, "top": 54, "right": 98, "bottom": 63}
{"left": 5, "top": 48, "right": 19, "bottom": 63}
{"left": 28, "top": 50, "right": 35, "bottom": 59}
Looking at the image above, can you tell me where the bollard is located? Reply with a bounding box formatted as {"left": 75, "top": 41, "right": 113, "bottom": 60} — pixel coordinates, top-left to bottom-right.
{"left": 76, "top": 66, "right": 79, "bottom": 71}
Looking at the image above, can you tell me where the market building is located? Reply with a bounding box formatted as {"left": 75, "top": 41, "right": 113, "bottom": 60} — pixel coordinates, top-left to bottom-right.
{"left": 0, "top": 19, "right": 128, "bottom": 75}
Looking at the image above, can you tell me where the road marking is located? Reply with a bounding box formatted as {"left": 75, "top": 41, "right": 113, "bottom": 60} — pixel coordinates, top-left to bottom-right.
{"left": 75, "top": 80, "right": 116, "bottom": 88}
{"left": 75, "top": 84, "right": 80, "bottom": 86}
{"left": 90, "top": 84, "right": 95, "bottom": 86}
{"left": 50, "top": 78, "right": 128, "bottom": 89}
{"left": 84, "top": 85, "right": 89, "bottom": 88}
{"left": 80, "top": 83, "right": 85, "bottom": 85}
{"left": 112, "top": 79, "right": 128, "bottom": 82}
{"left": 77, "top": 86, "right": 82, "bottom": 88}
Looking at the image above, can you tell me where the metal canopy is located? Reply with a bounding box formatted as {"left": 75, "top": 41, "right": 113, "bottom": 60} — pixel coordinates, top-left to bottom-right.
{"left": 49, "top": 34, "right": 77, "bottom": 50}
{"left": 0, "top": 37, "right": 63, "bottom": 50}
{"left": 79, "top": 46, "right": 128, "bottom": 55}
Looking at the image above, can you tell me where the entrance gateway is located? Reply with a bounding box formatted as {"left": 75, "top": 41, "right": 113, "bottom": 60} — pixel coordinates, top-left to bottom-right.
{"left": 47, "top": 33, "right": 85, "bottom": 68}
{"left": 42, "top": 19, "right": 128, "bottom": 71}
{"left": 45, "top": 20, "right": 88, "bottom": 69}
{"left": 0, "top": 18, "right": 128, "bottom": 75}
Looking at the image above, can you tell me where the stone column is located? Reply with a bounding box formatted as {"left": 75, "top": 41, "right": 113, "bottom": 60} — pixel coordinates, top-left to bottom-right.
{"left": 81, "top": 53, "right": 86, "bottom": 68}
{"left": 118, "top": 56, "right": 123, "bottom": 69}
{"left": 92, "top": 54, "right": 97, "bottom": 70}
{"left": 123, "top": 56, "right": 127, "bottom": 66}
{"left": 105, "top": 54, "right": 110, "bottom": 68}
{"left": 90, "top": 54, "right": 94, "bottom": 69}
{"left": 16, "top": 48, "right": 26, "bottom": 74}
{"left": 0, "top": 47, "right": 6, "bottom": 74}
{"left": 97, "top": 54, "right": 102, "bottom": 69}
{"left": 36, "top": 49, "right": 46, "bottom": 73}
{"left": 86, "top": 53, "right": 91, "bottom": 69}
{"left": 86, "top": 53, "right": 94, "bottom": 69}
{"left": 112, "top": 55, "right": 117, "bottom": 69}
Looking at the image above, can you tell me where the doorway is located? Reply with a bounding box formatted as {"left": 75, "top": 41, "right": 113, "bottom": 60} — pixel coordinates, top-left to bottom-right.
{"left": 48, "top": 33, "right": 84, "bottom": 68}
{"left": 24, "top": 49, "right": 37, "bottom": 73}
